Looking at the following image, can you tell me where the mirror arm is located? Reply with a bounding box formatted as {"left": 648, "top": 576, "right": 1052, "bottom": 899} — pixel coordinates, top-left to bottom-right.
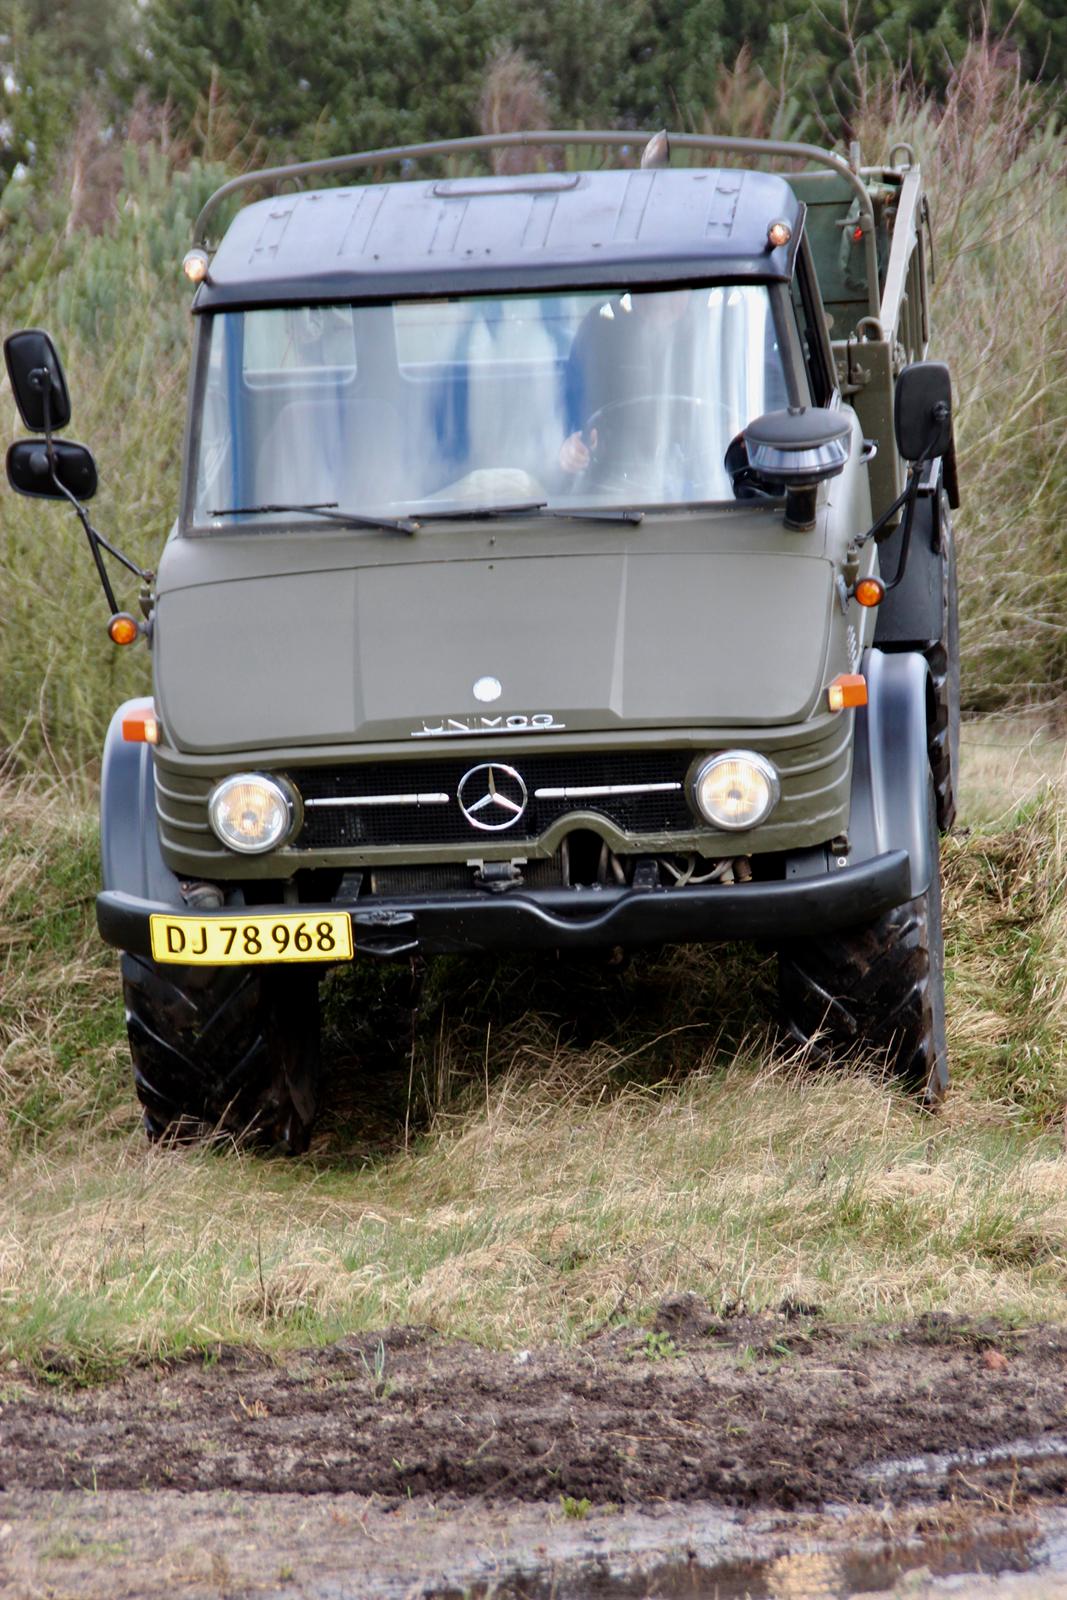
{"left": 39, "top": 387, "right": 154, "bottom": 617}
{"left": 87, "top": 524, "right": 155, "bottom": 583}
{"left": 879, "top": 466, "right": 923, "bottom": 595}
{"left": 856, "top": 479, "right": 911, "bottom": 549}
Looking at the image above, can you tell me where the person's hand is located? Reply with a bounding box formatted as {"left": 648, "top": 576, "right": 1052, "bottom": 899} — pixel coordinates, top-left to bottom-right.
{"left": 559, "top": 427, "right": 597, "bottom": 473}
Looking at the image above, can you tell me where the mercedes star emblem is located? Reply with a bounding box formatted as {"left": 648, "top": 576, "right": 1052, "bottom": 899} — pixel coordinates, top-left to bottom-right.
{"left": 457, "top": 763, "right": 528, "bottom": 831}
{"left": 473, "top": 676, "right": 502, "bottom": 703}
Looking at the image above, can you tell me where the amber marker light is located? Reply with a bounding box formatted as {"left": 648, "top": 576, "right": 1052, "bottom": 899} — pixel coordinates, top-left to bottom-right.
{"left": 854, "top": 576, "right": 886, "bottom": 608}
{"left": 108, "top": 612, "right": 140, "bottom": 646}
{"left": 767, "top": 220, "right": 792, "bottom": 249}
{"left": 827, "top": 673, "right": 868, "bottom": 712}
{"left": 121, "top": 707, "right": 159, "bottom": 744}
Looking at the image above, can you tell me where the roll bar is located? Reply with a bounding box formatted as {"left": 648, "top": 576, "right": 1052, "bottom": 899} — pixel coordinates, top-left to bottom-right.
{"left": 192, "top": 129, "right": 881, "bottom": 319}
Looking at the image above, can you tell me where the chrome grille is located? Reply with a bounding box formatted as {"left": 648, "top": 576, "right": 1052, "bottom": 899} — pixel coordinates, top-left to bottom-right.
{"left": 289, "top": 752, "right": 695, "bottom": 849}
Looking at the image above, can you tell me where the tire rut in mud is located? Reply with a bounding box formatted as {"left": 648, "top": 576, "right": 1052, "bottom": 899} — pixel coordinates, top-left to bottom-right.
{"left": 5, "top": 1312, "right": 1067, "bottom": 1511}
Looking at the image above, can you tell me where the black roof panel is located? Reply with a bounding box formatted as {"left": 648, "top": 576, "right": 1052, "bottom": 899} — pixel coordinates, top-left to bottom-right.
{"left": 196, "top": 167, "right": 802, "bottom": 309}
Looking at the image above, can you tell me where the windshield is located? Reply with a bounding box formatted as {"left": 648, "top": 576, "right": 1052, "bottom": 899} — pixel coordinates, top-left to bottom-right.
{"left": 192, "top": 285, "right": 791, "bottom": 524}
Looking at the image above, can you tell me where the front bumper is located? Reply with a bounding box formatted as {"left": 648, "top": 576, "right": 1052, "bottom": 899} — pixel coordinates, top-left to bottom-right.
{"left": 98, "top": 849, "right": 911, "bottom": 960}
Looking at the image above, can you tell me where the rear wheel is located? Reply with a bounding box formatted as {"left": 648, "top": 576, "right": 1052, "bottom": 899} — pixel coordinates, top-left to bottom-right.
{"left": 778, "top": 777, "right": 947, "bottom": 1104}
{"left": 122, "top": 955, "right": 320, "bottom": 1153}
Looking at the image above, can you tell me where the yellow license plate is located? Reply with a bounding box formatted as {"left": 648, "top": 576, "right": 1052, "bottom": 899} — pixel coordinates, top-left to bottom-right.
{"left": 149, "top": 911, "right": 353, "bottom": 965}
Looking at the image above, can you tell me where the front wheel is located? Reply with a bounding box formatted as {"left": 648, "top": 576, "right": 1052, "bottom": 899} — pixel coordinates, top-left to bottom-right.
{"left": 121, "top": 955, "right": 321, "bottom": 1153}
{"left": 777, "top": 778, "right": 947, "bottom": 1104}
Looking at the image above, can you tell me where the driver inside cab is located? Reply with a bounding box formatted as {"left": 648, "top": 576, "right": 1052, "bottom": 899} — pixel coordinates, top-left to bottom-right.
{"left": 558, "top": 287, "right": 694, "bottom": 475}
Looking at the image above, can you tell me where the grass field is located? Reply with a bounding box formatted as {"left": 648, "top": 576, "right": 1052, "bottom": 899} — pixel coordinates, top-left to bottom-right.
{"left": 2, "top": 721, "right": 1065, "bottom": 1378}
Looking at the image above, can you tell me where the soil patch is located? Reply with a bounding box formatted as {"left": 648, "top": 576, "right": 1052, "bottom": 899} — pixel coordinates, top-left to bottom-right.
{"left": 4, "top": 1310, "right": 1067, "bottom": 1510}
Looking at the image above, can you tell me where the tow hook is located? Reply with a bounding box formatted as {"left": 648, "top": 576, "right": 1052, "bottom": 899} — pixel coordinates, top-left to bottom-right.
{"left": 179, "top": 879, "right": 223, "bottom": 910}
{"left": 473, "top": 861, "right": 525, "bottom": 892}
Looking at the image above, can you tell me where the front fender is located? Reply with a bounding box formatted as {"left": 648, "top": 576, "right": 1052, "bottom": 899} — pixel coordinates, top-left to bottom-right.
{"left": 849, "top": 648, "right": 934, "bottom": 899}
{"left": 100, "top": 700, "right": 184, "bottom": 907}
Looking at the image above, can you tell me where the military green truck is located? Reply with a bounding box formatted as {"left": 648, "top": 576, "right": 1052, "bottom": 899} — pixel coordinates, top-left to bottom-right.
{"left": 4, "top": 129, "right": 959, "bottom": 1151}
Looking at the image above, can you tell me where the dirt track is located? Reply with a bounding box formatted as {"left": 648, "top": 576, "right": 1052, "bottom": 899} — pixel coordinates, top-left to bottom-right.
{"left": 4, "top": 1305, "right": 1067, "bottom": 1596}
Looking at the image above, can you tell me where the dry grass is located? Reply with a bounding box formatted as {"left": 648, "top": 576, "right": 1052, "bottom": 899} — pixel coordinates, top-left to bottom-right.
{"left": 2, "top": 1050, "right": 1065, "bottom": 1370}
{"left": 854, "top": 45, "right": 1067, "bottom": 714}
{"left": 2, "top": 724, "right": 1067, "bottom": 1374}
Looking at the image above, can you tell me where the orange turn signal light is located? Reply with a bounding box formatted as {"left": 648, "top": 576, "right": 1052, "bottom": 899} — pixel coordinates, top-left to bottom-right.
{"left": 828, "top": 673, "right": 868, "bottom": 712}
{"left": 854, "top": 576, "right": 886, "bottom": 608}
{"left": 108, "top": 612, "right": 140, "bottom": 646}
{"left": 121, "top": 706, "right": 159, "bottom": 744}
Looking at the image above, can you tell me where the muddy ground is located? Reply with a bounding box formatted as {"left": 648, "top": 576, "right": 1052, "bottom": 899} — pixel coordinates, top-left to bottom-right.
{"left": 4, "top": 1305, "right": 1067, "bottom": 1596}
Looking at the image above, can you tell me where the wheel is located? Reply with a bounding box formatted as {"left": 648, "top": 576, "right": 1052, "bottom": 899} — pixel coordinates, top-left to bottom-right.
{"left": 121, "top": 955, "right": 321, "bottom": 1153}
{"left": 925, "top": 498, "right": 960, "bottom": 833}
{"left": 777, "top": 776, "right": 947, "bottom": 1104}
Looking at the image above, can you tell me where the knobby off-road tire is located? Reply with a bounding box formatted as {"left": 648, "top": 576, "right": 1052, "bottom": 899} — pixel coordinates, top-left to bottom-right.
{"left": 121, "top": 955, "right": 321, "bottom": 1153}
{"left": 925, "top": 500, "right": 960, "bottom": 833}
{"left": 778, "top": 780, "right": 948, "bottom": 1105}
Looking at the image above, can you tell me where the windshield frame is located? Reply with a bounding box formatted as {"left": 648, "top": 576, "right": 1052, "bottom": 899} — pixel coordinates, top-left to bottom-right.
{"left": 179, "top": 280, "right": 810, "bottom": 535}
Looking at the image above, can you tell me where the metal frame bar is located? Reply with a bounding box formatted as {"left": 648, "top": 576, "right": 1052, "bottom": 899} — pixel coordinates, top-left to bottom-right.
{"left": 193, "top": 129, "right": 881, "bottom": 318}
{"left": 878, "top": 165, "right": 924, "bottom": 351}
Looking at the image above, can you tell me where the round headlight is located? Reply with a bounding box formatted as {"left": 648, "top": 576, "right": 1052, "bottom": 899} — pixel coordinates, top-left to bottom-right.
{"left": 208, "top": 774, "right": 297, "bottom": 854}
{"left": 690, "top": 751, "right": 780, "bottom": 831}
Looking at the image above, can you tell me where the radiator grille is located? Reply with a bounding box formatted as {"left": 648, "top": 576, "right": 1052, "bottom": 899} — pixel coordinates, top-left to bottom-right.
{"left": 290, "top": 751, "right": 695, "bottom": 849}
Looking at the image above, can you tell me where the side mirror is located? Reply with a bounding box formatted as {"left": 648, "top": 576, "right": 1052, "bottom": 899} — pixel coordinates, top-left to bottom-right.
{"left": 3, "top": 328, "right": 73, "bottom": 433}
{"left": 739, "top": 406, "right": 852, "bottom": 530}
{"left": 894, "top": 361, "right": 953, "bottom": 465}
{"left": 7, "top": 439, "right": 98, "bottom": 501}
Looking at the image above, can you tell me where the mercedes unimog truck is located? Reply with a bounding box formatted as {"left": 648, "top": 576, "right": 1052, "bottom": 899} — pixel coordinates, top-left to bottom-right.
{"left": 4, "top": 129, "right": 960, "bottom": 1151}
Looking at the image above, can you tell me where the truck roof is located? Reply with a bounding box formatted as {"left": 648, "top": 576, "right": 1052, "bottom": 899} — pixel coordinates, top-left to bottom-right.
{"left": 194, "top": 167, "right": 803, "bottom": 311}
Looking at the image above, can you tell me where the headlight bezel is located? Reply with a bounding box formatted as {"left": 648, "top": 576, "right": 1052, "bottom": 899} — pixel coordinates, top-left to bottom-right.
{"left": 207, "top": 772, "right": 301, "bottom": 855}
{"left": 688, "top": 750, "right": 780, "bottom": 832}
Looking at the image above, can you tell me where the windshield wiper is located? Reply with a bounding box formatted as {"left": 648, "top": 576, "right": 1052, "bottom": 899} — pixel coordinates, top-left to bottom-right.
{"left": 411, "top": 501, "right": 548, "bottom": 521}
{"left": 549, "top": 508, "right": 644, "bottom": 524}
{"left": 208, "top": 502, "right": 418, "bottom": 535}
{"left": 413, "top": 500, "right": 644, "bottom": 525}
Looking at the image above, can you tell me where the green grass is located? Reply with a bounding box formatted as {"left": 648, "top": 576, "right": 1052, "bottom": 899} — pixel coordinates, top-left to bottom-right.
{"left": 2, "top": 726, "right": 1066, "bottom": 1378}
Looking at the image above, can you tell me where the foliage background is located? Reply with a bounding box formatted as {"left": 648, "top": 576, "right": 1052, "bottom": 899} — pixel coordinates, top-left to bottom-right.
{"left": 0, "top": 2, "right": 1065, "bottom": 766}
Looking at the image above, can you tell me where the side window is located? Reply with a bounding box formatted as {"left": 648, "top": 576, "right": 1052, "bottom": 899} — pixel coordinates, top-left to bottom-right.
{"left": 791, "top": 240, "right": 835, "bottom": 406}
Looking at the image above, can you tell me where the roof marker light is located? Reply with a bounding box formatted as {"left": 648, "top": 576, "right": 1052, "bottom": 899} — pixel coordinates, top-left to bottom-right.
{"left": 767, "top": 220, "right": 792, "bottom": 249}
{"left": 182, "top": 248, "right": 210, "bottom": 284}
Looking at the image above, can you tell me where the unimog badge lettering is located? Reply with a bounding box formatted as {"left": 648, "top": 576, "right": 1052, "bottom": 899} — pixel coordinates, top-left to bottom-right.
{"left": 412, "top": 713, "right": 565, "bottom": 738}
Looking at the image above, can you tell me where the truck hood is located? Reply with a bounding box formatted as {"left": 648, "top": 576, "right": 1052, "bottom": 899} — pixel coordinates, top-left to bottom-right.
{"left": 154, "top": 546, "right": 833, "bottom": 754}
